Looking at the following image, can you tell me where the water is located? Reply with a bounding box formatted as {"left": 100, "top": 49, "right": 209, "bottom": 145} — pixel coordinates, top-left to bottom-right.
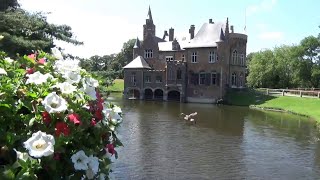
{"left": 107, "top": 93, "right": 320, "bottom": 180}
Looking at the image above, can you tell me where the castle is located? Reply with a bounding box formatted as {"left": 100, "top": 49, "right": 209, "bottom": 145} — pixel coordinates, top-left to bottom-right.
{"left": 123, "top": 6, "right": 247, "bottom": 103}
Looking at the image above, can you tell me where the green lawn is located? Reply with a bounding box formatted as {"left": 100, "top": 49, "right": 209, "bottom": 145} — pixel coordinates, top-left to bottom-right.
{"left": 106, "top": 79, "right": 124, "bottom": 92}
{"left": 226, "top": 90, "right": 320, "bottom": 122}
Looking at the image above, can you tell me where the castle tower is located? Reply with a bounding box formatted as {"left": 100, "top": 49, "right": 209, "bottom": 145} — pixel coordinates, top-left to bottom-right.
{"left": 143, "top": 6, "right": 156, "bottom": 40}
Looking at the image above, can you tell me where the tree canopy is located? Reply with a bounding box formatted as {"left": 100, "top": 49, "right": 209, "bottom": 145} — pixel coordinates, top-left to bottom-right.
{"left": 0, "top": 2, "right": 82, "bottom": 57}
{"left": 246, "top": 32, "right": 320, "bottom": 88}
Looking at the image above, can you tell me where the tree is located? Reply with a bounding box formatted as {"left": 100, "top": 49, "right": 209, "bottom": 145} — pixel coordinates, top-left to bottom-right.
{"left": 0, "top": 0, "right": 19, "bottom": 11}
{"left": 112, "top": 39, "right": 135, "bottom": 78}
{"left": 0, "top": 9, "right": 82, "bottom": 57}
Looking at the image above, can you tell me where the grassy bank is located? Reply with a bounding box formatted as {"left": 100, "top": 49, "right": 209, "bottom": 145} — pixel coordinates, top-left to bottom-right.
{"left": 225, "top": 89, "right": 320, "bottom": 122}
{"left": 106, "top": 79, "right": 124, "bottom": 92}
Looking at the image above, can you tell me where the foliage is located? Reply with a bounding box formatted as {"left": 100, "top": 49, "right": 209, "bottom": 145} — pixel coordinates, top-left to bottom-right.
{"left": 0, "top": 48, "right": 123, "bottom": 179}
{"left": 246, "top": 34, "right": 320, "bottom": 88}
{"left": 0, "top": 8, "right": 82, "bottom": 57}
{"left": 0, "top": 0, "right": 19, "bottom": 11}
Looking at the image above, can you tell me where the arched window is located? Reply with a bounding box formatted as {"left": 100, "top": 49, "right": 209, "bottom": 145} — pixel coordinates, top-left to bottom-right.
{"left": 239, "top": 73, "right": 244, "bottom": 87}
{"left": 232, "top": 50, "right": 237, "bottom": 65}
{"left": 177, "top": 68, "right": 182, "bottom": 80}
{"left": 231, "top": 72, "right": 237, "bottom": 86}
{"left": 240, "top": 54, "right": 244, "bottom": 66}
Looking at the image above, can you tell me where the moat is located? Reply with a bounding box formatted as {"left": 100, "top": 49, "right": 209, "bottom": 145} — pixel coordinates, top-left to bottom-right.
{"left": 108, "top": 93, "right": 320, "bottom": 179}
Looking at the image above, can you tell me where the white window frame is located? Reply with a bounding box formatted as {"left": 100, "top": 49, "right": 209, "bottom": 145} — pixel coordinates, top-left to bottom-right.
{"left": 165, "top": 56, "right": 173, "bottom": 61}
{"left": 144, "top": 49, "right": 153, "bottom": 59}
{"left": 232, "top": 50, "right": 237, "bottom": 65}
{"left": 209, "top": 51, "right": 216, "bottom": 63}
{"left": 199, "top": 72, "right": 206, "bottom": 85}
{"left": 181, "top": 54, "right": 185, "bottom": 61}
{"left": 191, "top": 52, "right": 197, "bottom": 63}
{"left": 145, "top": 75, "right": 151, "bottom": 83}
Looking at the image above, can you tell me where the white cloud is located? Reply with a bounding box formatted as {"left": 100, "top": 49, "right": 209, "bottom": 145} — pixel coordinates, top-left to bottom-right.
{"left": 258, "top": 31, "right": 284, "bottom": 40}
{"left": 247, "top": 0, "right": 277, "bottom": 16}
{"left": 19, "top": 0, "right": 141, "bottom": 58}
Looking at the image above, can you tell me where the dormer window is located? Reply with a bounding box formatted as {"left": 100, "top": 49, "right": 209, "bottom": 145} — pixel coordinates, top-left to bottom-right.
{"left": 144, "top": 49, "right": 153, "bottom": 59}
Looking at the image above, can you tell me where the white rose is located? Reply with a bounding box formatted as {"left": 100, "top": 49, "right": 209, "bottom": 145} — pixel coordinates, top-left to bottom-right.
{"left": 26, "top": 71, "right": 53, "bottom": 85}
{"left": 54, "top": 59, "right": 81, "bottom": 75}
{"left": 63, "top": 71, "right": 81, "bottom": 84}
{"left": 81, "top": 84, "right": 97, "bottom": 100}
{"left": 55, "top": 82, "right": 76, "bottom": 94}
{"left": 71, "top": 150, "right": 89, "bottom": 170}
{"left": 0, "top": 68, "right": 7, "bottom": 75}
{"left": 51, "top": 47, "right": 63, "bottom": 60}
{"left": 23, "top": 131, "right": 55, "bottom": 158}
{"left": 83, "top": 77, "right": 99, "bottom": 87}
{"left": 42, "top": 92, "right": 68, "bottom": 113}
{"left": 4, "top": 57, "right": 14, "bottom": 63}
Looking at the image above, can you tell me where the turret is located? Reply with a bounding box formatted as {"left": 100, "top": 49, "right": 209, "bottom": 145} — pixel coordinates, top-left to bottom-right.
{"left": 133, "top": 37, "right": 140, "bottom": 58}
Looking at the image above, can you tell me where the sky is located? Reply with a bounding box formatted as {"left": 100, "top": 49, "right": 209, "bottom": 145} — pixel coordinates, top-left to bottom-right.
{"left": 20, "top": 0, "right": 320, "bottom": 58}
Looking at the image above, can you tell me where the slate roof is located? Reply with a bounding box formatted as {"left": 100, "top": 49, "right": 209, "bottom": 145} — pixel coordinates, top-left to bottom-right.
{"left": 184, "top": 22, "right": 225, "bottom": 48}
{"left": 123, "top": 56, "right": 151, "bottom": 69}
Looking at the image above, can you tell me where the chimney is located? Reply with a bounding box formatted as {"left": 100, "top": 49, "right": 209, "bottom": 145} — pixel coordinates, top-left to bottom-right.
{"left": 189, "top": 25, "right": 195, "bottom": 39}
{"left": 169, "top": 28, "right": 174, "bottom": 41}
{"left": 209, "top": 19, "right": 213, "bottom": 24}
{"left": 163, "top": 30, "right": 168, "bottom": 40}
{"left": 230, "top": 25, "right": 234, "bottom": 33}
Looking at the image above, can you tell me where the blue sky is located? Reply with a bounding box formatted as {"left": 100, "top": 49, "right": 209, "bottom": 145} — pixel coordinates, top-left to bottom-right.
{"left": 20, "top": 0, "right": 320, "bottom": 58}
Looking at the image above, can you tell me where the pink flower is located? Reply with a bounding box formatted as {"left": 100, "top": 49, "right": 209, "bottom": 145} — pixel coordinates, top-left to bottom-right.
{"left": 28, "top": 54, "right": 36, "bottom": 60}
{"left": 68, "top": 113, "right": 81, "bottom": 125}
{"left": 38, "top": 58, "right": 45, "bottom": 65}
{"left": 55, "top": 122, "right": 70, "bottom": 137}
{"left": 106, "top": 144, "right": 115, "bottom": 155}
{"left": 90, "top": 118, "right": 97, "bottom": 126}
{"left": 42, "top": 111, "right": 51, "bottom": 125}
{"left": 26, "top": 68, "right": 35, "bottom": 74}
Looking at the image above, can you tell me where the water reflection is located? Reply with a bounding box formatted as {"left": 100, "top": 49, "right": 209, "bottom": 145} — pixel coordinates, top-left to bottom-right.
{"left": 107, "top": 94, "right": 320, "bottom": 179}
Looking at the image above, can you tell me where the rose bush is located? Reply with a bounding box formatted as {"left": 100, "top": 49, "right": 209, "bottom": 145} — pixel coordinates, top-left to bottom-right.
{"left": 0, "top": 47, "right": 123, "bottom": 179}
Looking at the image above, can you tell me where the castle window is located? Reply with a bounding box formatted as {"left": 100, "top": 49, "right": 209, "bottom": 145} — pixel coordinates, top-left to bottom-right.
{"left": 131, "top": 73, "right": 136, "bottom": 85}
{"left": 199, "top": 72, "right": 206, "bottom": 85}
{"left": 239, "top": 73, "right": 244, "bottom": 87}
{"left": 181, "top": 54, "right": 185, "bottom": 61}
{"left": 240, "top": 54, "right": 245, "bottom": 66}
{"left": 232, "top": 50, "right": 237, "bottom": 65}
{"left": 168, "top": 68, "right": 175, "bottom": 80}
{"left": 145, "top": 75, "right": 151, "bottom": 83}
{"left": 177, "top": 69, "right": 182, "bottom": 80}
{"left": 211, "top": 72, "right": 217, "bottom": 85}
{"left": 156, "top": 75, "right": 162, "bottom": 83}
{"left": 191, "top": 52, "right": 197, "bottom": 63}
{"left": 166, "top": 56, "right": 173, "bottom": 61}
{"left": 209, "top": 51, "right": 216, "bottom": 63}
{"left": 144, "top": 49, "right": 153, "bottom": 59}
{"left": 231, "top": 72, "right": 237, "bottom": 86}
